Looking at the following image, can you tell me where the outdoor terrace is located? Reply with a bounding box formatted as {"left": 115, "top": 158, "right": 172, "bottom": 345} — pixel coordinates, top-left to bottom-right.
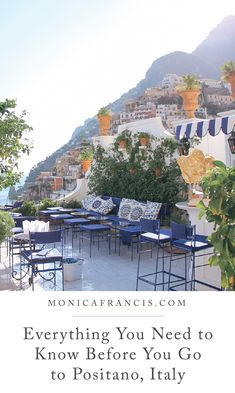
{"left": 0, "top": 225, "right": 219, "bottom": 292}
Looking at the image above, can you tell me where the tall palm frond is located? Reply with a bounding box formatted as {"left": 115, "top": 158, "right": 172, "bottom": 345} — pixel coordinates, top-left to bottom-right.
{"left": 221, "top": 60, "right": 235, "bottom": 80}
{"left": 178, "top": 74, "right": 201, "bottom": 91}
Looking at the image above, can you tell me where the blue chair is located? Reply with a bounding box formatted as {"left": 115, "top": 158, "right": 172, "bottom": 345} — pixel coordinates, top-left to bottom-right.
{"left": 136, "top": 219, "right": 172, "bottom": 290}
{"left": 21, "top": 230, "right": 64, "bottom": 291}
{"left": 8, "top": 216, "right": 37, "bottom": 269}
{"left": 1, "top": 200, "right": 24, "bottom": 212}
{"left": 167, "top": 222, "right": 219, "bottom": 291}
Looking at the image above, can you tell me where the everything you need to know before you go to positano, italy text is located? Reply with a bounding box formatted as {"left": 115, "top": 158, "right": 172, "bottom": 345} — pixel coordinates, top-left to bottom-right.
{"left": 23, "top": 325, "right": 214, "bottom": 384}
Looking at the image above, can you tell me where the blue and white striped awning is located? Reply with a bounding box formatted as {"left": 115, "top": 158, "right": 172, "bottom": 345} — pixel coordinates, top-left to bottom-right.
{"left": 175, "top": 115, "right": 235, "bottom": 140}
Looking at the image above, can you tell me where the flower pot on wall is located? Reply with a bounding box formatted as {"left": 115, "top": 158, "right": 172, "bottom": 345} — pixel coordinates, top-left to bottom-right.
{"left": 118, "top": 140, "right": 127, "bottom": 149}
{"left": 180, "top": 90, "right": 200, "bottom": 118}
{"left": 226, "top": 73, "right": 235, "bottom": 100}
{"left": 222, "top": 61, "right": 235, "bottom": 100}
{"left": 154, "top": 168, "right": 162, "bottom": 176}
{"left": 98, "top": 114, "right": 111, "bottom": 136}
{"left": 82, "top": 159, "right": 92, "bottom": 173}
{"left": 129, "top": 168, "right": 137, "bottom": 175}
{"left": 140, "top": 136, "right": 150, "bottom": 146}
{"left": 228, "top": 275, "right": 235, "bottom": 291}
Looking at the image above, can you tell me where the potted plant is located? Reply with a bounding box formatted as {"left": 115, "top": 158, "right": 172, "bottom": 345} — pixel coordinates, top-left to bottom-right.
{"left": 149, "top": 143, "right": 165, "bottom": 176}
{"left": 198, "top": 161, "right": 235, "bottom": 290}
{"left": 149, "top": 157, "right": 163, "bottom": 176}
{"left": 80, "top": 147, "right": 94, "bottom": 173}
{"left": 115, "top": 129, "right": 131, "bottom": 149}
{"left": 0, "top": 211, "right": 15, "bottom": 245}
{"left": 138, "top": 132, "right": 151, "bottom": 146}
{"left": 97, "top": 106, "right": 112, "bottom": 136}
{"left": 128, "top": 162, "right": 139, "bottom": 175}
{"left": 178, "top": 74, "right": 201, "bottom": 118}
{"left": 221, "top": 60, "right": 235, "bottom": 100}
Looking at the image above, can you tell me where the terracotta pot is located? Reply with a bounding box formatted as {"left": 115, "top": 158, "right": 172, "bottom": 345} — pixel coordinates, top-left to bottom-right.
{"left": 118, "top": 140, "right": 127, "bottom": 149}
{"left": 82, "top": 159, "right": 92, "bottom": 173}
{"left": 226, "top": 73, "right": 235, "bottom": 100}
{"left": 140, "top": 136, "right": 150, "bottom": 146}
{"left": 155, "top": 168, "right": 162, "bottom": 176}
{"left": 130, "top": 168, "right": 137, "bottom": 174}
{"left": 229, "top": 275, "right": 235, "bottom": 291}
{"left": 180, "top": 89, "right": 200, "bottom": 118}
{"left": 98, "top": 114, "right": 111, "bottom": 136}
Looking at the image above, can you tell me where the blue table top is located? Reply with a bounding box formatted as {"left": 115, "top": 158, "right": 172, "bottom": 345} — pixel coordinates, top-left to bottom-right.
{"left": 39, "top": 210, "right": 59, "bottom": 215}
{"left": 64, "top": 218, "right": 91, "bottom": 225}
{"left": 80, "top": 224, "right": 110, "bottom": 231}
{"left": 50, "top": 214, "right": 72, "bottom": 219}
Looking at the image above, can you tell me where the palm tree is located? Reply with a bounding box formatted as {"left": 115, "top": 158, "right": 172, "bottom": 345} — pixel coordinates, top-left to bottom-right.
{"left": 97, "top": 106, "right": 112, "bottom": 116}
{"left": 221, "top": 60, "right": 235, "bottom": 80}
{"left": 178, "top": 75, "right": 201, "bottom": 118}
{"left": 221, "top": 60, "right": 235, "bottom": 100}
{"left": 179, "top": 75, "right": 201, "bottom": 91}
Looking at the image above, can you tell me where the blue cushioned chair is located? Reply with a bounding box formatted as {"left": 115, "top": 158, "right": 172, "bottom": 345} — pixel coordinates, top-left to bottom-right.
{"left": 1, "top": 200, "right": 24, "bottom": 212}
{"left": 136, "top": 219, "right": 172, "bottom": 290}
{"left": 8, "top": 216, "right": 36, "bottom": 270}
{"left": 21, "top": 229, "right": 64, "bottom": 291}
{"left": 168, "top": 222, "right": 219, "bottom": 291}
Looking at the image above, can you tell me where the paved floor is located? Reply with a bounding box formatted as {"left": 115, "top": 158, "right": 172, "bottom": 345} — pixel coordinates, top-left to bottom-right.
{"left": 0, "top": 232, "right": 219, "bottom": 291}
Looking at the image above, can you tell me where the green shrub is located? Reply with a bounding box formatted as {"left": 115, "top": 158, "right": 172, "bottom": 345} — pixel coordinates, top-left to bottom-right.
{"left": 15, "top": 201, "right": 37, "bottom": 216}
{"left": 0, "top": 211, "right": 15, "bottom": 243}
{"left": 80, "top": 147, "right": 94, "bottom": 161}
{"left": 39, "top": 198, "right": 58, "bottom": 210}
{"left": 198, "top": 161, "right": 235, "bottom": 289}
{"left": 61, "top": 200, "right": 82, "bottom": 209}
{"left": 89, "top": 135, "right": 187, "bottom": 207}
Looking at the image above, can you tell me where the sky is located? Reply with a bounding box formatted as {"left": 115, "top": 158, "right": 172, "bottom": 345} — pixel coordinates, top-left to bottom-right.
{"left": 0, "top": 0, "right": 234, "bottom": 174}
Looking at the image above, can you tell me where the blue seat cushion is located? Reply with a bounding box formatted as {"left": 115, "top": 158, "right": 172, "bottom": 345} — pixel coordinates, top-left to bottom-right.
{"left": 172, "top": 235, "right": 212, "bottom": 252}
{"left": 21, "top": 249, "right": 62, "bottom": 263}
{"left": 140, "top": 231, "right": 171, "bottom": 244}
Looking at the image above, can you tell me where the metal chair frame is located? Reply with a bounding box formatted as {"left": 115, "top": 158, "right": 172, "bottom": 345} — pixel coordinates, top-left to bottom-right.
{"left": 136, "top": 219, "right": 174, "bottom": 290}
{"left": 20, "top": 229, "right": 64, "bottom": 291}
{"left": 167, "top": 222, "right": 221, "bottom": 291}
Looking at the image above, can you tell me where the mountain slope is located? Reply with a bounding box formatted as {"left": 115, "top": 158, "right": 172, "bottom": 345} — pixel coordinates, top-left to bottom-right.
{"left": 193, "top": 15, "right": 235, "bottom": 70}
{"left": 25, "top": 15, "right": 235, "bottom": 187}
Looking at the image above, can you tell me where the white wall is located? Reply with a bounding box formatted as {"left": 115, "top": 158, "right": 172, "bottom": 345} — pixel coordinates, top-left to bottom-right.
{"left": 197, "top": 132, "right": 234, "bottom": 167}
{"left": 117, "top": 116, "right": 167, "bottom": 139}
